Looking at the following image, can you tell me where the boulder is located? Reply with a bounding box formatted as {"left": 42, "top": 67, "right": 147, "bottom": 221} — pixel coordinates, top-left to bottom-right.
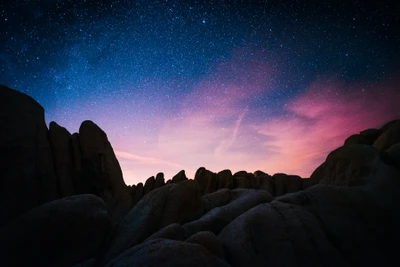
{"left": 247, "top": 173, "right": 258, "bottom": 188}
{"left": 99, "top": 180, "right": 204, "bottom": 265}
{"left": 272, "top": 173, "right": 304, "bottom": 197}
{"left": 258, "top": 173, "right": 274, "bottom": 194}
{"left": 218, "top": 200, "right": 349, "bottom": 267}
{"left": 309, "top": 144, "right": 400, "bottom": 207}
{"left": 344, "top": 134, "right": 373, "bottom": 145}
{"left": 233, "top": 171, "right": 249, "bottom": 189}
{"left": 302, "top": 177, "right": 316, "bottom": 189}
{"left": 378, "top": 119, "right": 399, "bottom": 135}
{"left": 186, "top": 231, "right": 226, "bottom": 260}
{"left": 202, "top": 188, "right": 231, "bottom": 212}
{"left": 79, "top": 120, "right": 132, "bottom": 220}
{"left": 359, "top": 128, "right": 381, "bottom": 143}
{"left": 254, "top": 170, "right": 268, "bottom": 176}
{"left": 171, "top": 169, "right": 188, "bottom": 183}
{"left": 0, "top": 194, "right": 111, "bottom": 267}
{"left": 277, "top": 185, "right": 399, "bottom": 266}
{"left": 373, "top": 120, "right": 400, "bottom": 151}
{"left": 145, "top": 223, "right": 185, "bottom": 242}
{"left": 106, "top": 238, "right": 231, "bottom": 267}
{"left": 217, "top": 169, "right": 233, "bottom": 189}
{"left": 310, "top": 144, "right": 380, "bottom": 186}
{"left": 154, "top": 172, "right": 165, "bottom": 188}
{"left": 183, "top": 189, "right": 273, "bottom": 238}
{"left": 386, "top": 142, "right": 400, "bottom": 170}
{"left": 49, "top": 121, "right": 76, "bottom": 197}
{"left": 234, "top": 171, "right": 248, "bottom": 177}
{"left": 132, "top": 182, "right": 143, "bottom": 205}
{"left": 70, "top": 133, "right": 83, "bottom": 192}
{"left": 143, "top": 176, "right": 155, "bottom": 195}
{"left": 0, "top": 85, "right": 58, "bottom": 226}
{"left": 272, "top": 173, "right": 303, "bottom": 196}
{"left": 195, "top": 167, "right": 217, "bottom": 195}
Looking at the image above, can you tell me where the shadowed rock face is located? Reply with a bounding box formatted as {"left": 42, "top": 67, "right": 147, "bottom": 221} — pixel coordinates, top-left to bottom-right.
{"left": 373, "top": 120, "right": 400, "bottom": 150}
{"left": 49, "top": 121, "right": 76, "bottom": 197}
{"left": 0, "top": 194, "right": 111, "bottom": 267}
{"left": 0, "top": 85, "right": 58, "bottom": 226}
{"left": 143, "top": 176, "right": 155, "bottom": 195}
{"left": 1, "top": 85, "right": 400, "bottom": 267}
{"left": 79, "top": 120, "right": 132, "bottom": 221}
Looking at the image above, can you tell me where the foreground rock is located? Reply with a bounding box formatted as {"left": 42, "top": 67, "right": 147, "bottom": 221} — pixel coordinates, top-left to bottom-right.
{"left": 99, "top": 180, "right": 204, "bottom": 265}
{"left": 276, "top": 185, "right": 399, "bottom": 267}
{"left": 309, "top": 144, "right": 400, "bottom": 215}
{"left": 219, "top": 199, "right": 349, "bottom": 267}
{"left": 186, "top": 231, "right": 226, "bottom": 260}
{"left": 183, "top": 189, "right": 273, "bottom": 238}
{"left": 373, "top": 120, "right": 400, "bottom": 150}
{"left": 106, "top": 238, "right": 231, "bottom": 267}
{"left": 0, "top": 194, "right": 111, "bottom": 267}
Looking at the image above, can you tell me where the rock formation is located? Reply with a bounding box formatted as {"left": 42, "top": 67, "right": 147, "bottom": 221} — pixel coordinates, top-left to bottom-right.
{"left": 0, "top": 85, "right": 58, "bottom": 226}
{"left": 1, "top": 84, "right": 400, "bottom": 266}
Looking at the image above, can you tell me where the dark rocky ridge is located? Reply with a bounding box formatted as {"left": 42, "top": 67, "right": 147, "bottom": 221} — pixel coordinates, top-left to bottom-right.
{"left": 1, "top": 84, "right": 399, "bottom": 266}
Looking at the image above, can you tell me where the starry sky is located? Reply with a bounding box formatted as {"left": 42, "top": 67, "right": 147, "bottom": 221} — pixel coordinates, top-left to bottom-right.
{"left": 1, "top": 0, "right": 399, "bottom": 185}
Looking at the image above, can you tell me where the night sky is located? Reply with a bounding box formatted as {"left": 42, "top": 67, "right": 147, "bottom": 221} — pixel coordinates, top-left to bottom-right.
{"left": 1, "top": 0, "right": 399, "bottom": 185}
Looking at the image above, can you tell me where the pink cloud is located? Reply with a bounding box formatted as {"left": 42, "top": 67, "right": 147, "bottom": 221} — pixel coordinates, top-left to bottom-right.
{"left": 253, "top": 76, "right": 400, "bottom": 177}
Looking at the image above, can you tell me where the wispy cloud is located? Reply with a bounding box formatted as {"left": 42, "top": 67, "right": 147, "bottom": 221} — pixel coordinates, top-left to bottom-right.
{"left": 115, "top": 150, "right": 184, "bottom": 169}
{"left": 215, "top": 108, "right": 248, "bottom": 156}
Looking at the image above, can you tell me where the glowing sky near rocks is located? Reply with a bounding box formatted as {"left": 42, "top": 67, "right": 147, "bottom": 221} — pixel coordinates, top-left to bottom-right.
{"left": 1, "top": 0, "right": 399, "bottom": 185}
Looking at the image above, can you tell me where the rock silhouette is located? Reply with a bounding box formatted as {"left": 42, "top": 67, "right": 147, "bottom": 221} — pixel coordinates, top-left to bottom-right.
{"left": 1, "top": 84, "right": 400, "bottom": 266}
{"left": 0, "top": 85, "right": 58, "bottom": 226}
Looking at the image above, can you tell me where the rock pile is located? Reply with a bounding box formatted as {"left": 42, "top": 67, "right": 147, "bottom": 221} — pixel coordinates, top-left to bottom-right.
{"left": 1, "top": 84, "right": 399, "bottom": 266}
